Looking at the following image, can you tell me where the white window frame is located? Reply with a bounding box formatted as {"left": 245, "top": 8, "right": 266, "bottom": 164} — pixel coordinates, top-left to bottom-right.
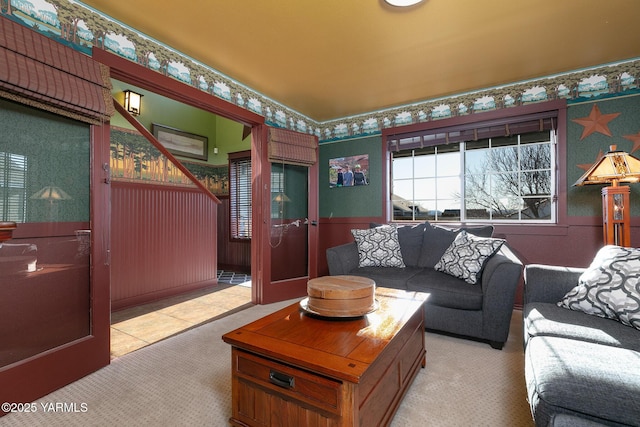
{"left": 391, "top": 130, "right": 557, "bottom": 224}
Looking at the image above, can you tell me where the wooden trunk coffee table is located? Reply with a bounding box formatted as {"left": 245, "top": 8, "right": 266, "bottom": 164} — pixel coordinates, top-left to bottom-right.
{"left": 222, "top": 286, "right": 428, "bottom": 427}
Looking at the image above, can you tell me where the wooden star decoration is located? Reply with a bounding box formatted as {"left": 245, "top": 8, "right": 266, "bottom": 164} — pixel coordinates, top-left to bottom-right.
{"left": 577, "top": 149, "right": 603, "bottom": 171}
{"left": 623, "top": 131, "right": 640, "bottom": 153}
{"left": 572, "top": 104, "right": 621, "bottom": 140}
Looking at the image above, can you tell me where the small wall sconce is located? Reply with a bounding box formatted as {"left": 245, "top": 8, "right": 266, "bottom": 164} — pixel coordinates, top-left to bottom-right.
{"left": 123, "top": 90, "right": 143, "bottom": 116}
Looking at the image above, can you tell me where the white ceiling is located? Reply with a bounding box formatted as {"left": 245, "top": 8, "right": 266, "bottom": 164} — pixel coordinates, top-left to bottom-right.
{"left": 81, "top": 0, "right": 640, "bottom": 121}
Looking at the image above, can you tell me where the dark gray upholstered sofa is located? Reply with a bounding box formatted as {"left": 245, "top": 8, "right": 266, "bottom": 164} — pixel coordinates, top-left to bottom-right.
{"left": 523, "top": 263, "right": 640, "bottom": 427}
{"left": 326, "top": 222, "right": 523, "bottom": 349}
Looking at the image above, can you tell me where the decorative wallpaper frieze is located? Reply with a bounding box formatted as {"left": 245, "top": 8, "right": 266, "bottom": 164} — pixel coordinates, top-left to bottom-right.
{"left": 3, "top": 0, "right": 640, "bottom": 143}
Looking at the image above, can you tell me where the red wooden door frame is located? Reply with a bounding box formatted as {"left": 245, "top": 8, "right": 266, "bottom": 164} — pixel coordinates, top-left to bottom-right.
{"left": 251, "top": 125, "right": 320, "bottom": 304}
{"left": 92, "top": 48, "right": 317, "bottom": 306}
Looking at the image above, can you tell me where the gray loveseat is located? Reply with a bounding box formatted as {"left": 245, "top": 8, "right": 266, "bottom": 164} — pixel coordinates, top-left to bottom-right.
{"left": 523, "top": 262, "right": 640, "bottom": 426}
{"left": 326, "top": 222, "right": 523, "bottom": 349}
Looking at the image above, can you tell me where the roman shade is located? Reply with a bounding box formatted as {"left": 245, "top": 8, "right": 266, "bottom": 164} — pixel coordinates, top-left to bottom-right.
{"left": 0, "top": 17, "right": 114, "bottom": 124}
{"left": 387, "top": 110, "right": 558, "bottom": 151}
{"left": 268, "top": 127, "right": 317, "bottom": 166}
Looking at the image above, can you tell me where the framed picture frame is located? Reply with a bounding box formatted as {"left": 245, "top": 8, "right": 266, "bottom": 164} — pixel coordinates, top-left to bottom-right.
{"left": 152, "top": 123, "right": 208, "bottom": 161}
{"left": 329, "top": 154, "right": 369, "bottom": 188}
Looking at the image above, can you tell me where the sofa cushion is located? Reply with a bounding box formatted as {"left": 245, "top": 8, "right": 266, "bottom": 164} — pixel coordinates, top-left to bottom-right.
{"left": 406, "top": 268, "right": 484, "bottom": 309}
{"left": 549, "top": 414, "right": 612, "bottom": 427}
{"left": 558, "top": 245, "right": 640, "bottom": 331}
{"left": 351, "top": 225, "right": 405, "bottom": 268}
{"left": 349, "top": 266, "right": 423, "bottom": 290}
{"left": 525, "top": 335, "right": 640, "bottom": 426}
{"left": 434, "top": 230, "right": 504, "bottom": 284}
{"left": 524, "top": 302, "right": 640, "bottom": 352}
{"left": 396, "top": 223, "right": 427, "bottom": 267}
{"left": 369, "top": 222, "right": 427, "bottom": 267}
{"left": 417, "top": 224, "right": 494, "bottom": 268}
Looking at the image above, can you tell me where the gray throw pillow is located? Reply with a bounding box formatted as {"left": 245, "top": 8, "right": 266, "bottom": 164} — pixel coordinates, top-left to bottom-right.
{"left": 417, "top": 224, "right": 494, "bottom": 268}
{"left": 351, "top": 225, "right": 406, "bottom": 268}
{"left": 434, "top": 230, "right": 505, "bottom": 284}
{"left": 396, "top": 223, "right": 427, "bottom": 267}
{"left": 558, "top": 245, "right": 640, "bottom": 331}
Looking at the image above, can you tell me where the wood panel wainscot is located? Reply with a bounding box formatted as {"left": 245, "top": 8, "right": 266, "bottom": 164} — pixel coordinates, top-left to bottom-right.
{"left": 222, "top": 286, "right": 428, "bottom": 426}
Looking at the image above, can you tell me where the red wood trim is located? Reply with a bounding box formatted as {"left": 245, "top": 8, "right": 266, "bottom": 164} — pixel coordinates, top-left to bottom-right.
{"left": 318, "top": 216, "right": 387, "bottom": 225}
{"left": 10, "top": 222, "right": 89, "bottom": 239}
{"left": 111, "top": 279, "right": 218, "bottom": 311}
{"left": 251, "top": 125, "right": 268, "bottom": 304}
{"left": 308, "top": 145, "right": 320, "bottom": 280}
{"left": 92, "top": 48, "right": 264, "bottom": 127}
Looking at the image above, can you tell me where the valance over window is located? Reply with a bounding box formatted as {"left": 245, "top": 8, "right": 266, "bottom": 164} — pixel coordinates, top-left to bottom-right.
{"left": 268, "top": 127, "right": 317, "bottom": 166}
{"left": 387, "top": 110, "right": 558, "bottom": 151}
{"left": 0, "top": 17, "right": 114, "bottom": 124}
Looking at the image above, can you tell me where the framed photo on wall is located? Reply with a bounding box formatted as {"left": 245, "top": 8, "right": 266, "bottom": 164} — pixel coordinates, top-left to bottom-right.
{"left": 152, "top": 123, "right": 208, "bottom": 161}
{"left": 329, "top": 154, "right": 369, "bottom": 188}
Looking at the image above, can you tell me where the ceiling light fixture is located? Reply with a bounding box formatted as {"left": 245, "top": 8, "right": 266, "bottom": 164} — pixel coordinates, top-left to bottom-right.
{"left": 384, "top": 0, "right": 424, "bottom": 6}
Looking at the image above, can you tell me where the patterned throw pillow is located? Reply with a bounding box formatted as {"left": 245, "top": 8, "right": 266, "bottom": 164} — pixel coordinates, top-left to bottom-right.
{"left": 351, "top": 226, "right": 406, "bottom": 268}
{"left": 558, "top": 245, "right": 640, "bottom": 331}
{"left": 434, "top": 230, "right": 505, "bottom": 284}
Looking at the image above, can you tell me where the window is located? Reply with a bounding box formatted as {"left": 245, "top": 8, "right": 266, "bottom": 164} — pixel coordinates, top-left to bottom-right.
{"left": 390, "top": 109, "right": 558, "bottom": 223}
{"left": 229, "top": 151, "right": 251, "bottom": 239}
{"left": 0, "top": 152, "right": 28, "bottom": 222}
{"left": 270, "top": 164, "right": 285, "bottom": 219}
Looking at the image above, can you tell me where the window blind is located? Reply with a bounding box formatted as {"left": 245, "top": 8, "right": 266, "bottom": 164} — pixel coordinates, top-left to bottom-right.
{"left": 0, "top": 16, "right": 114, "bottom": 124}
{"left": 0, "top": 152, "right": 27, "bottom": 222}
{"left": 387, "top": 111, "right": 557, "bottom": 152}
{"left": 268, "top": 127, "right": 317, "bottom": 166}
{"left": 229, "top": 153, "right": 251, "bottom": 240}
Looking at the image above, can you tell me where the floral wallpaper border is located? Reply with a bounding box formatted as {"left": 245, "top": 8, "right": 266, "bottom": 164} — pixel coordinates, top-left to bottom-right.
{"left": 3, "top": 0, "right": 640, "bottom": 142}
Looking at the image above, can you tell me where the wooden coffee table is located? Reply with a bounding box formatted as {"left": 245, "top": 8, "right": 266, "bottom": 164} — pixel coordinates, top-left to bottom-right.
{"left": 222, "top": 287, "right": 428, "bottom": 427}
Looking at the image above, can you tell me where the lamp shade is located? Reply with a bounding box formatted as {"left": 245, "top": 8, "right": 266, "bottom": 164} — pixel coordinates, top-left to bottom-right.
{"left": 574, "top": 145, "right": 640, "bottom": 186}
{"left": 30, "top": 185, "right": 72, "bottom": 201}
{"left": 272, "top": 192, "right": 291, "bottom": 203}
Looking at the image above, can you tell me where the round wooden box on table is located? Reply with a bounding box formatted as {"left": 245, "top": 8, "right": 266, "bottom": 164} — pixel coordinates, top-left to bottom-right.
{"left": 302, "top": 275, "right": 376, "bottom": 318}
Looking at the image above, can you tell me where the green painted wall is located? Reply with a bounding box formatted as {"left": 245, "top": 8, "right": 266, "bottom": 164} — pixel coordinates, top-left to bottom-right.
{"left": 214, "top": 118, "right": 250, "bottom": 165}
{"left": 110, "top": 80, "right": 250, "bottom": 167}
{"left": 567, "top": 95, "right": 640, "bottom": 217}
{"left": 0, "top": 99, "right": 90, "bottom": 222}
{"left": 319, "top": 136, "right": 383, "bottom": 218}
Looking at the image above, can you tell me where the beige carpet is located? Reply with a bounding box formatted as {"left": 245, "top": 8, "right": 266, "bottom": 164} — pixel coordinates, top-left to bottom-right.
{"left": 0, "top": 300, "right": 533, "bottom": 427}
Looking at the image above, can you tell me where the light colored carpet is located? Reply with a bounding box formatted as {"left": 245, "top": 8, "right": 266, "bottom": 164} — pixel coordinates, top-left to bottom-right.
{"left": 0, "top": 300, "right": 533, "bottom": 426}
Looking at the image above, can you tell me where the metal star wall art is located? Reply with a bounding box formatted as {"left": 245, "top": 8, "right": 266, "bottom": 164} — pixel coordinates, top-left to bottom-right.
{"left": 572, "top": 104, "right": 621, "bottom": 140}
{"left": 623, "top": 131, "right": 640, "bottom": 153}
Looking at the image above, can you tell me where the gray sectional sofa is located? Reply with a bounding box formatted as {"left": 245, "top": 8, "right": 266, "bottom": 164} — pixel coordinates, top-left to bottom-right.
{"left": 326, "top": 222, "right": 523, "bottom": 349}
{"left": 523, "top": 260, "right": 640, "bottom": 426}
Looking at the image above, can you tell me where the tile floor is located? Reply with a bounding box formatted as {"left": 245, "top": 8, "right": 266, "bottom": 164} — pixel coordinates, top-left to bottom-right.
{"left": 110, "top": 275, "right": 252, "bottom": 359}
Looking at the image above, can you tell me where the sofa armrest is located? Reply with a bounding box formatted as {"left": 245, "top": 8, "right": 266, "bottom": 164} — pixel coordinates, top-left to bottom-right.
{"left": 523, "top": 264, "right": 585, "bottom": 305}
{"left": 478, "top": 244, "right": 524, "bottom": 345}
{"left": 326, "top": 242, "right": 359, "bottom": 276}
{"left": 481, "top": 244, "right": 523, "bottom": 288}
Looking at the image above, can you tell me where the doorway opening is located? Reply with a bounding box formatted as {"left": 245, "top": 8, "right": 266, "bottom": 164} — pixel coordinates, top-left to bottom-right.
{"left": 110, "top": 277, "right": 251, "bottom": 358}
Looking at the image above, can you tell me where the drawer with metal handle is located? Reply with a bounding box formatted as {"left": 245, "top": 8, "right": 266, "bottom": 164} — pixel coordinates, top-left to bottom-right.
{"left": 233, "top": 349, "right": 342, "bottom": 414}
